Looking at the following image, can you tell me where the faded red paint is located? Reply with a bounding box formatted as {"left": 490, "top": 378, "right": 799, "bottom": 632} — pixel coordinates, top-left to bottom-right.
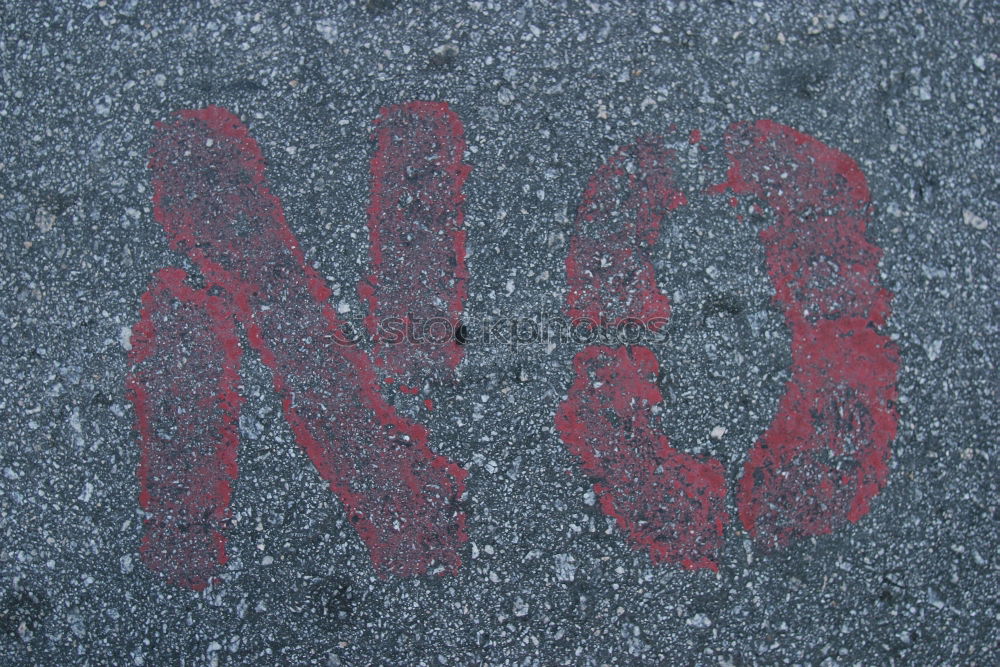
{"left": 711, "top": 120, "right": 899, "bottom": 549}
{"left": 360, "top": 101, "right": 470, "bottom": 384}
{"left": 556, "top": 346, "right": 728, "bottom": 570}
{"left": 558, "top": 138, "right": 728, "bottom": 570}
{"left": 130, "top": 106, "right": 897, "bottom": 586}
{"left": 565, "top": 137, "right": 684, "bottom": 329}
{"left": 137, "top": 105, "right": 468, "bottom": 586}
{"left": 126, "top": 268, "right": 243, "bottom": 591}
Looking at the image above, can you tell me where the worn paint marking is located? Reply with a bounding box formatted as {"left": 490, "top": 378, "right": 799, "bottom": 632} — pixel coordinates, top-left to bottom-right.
{"left": 711, "top": 120, "right": 899, "bottom": 549}
{"left": 565, "top": 137, "right": 684, "bottom": 330}
{"left": 360, "top": 101, "right": 471, "bottom": 384}
{"left": 556, "top": 346, "right": 728, "bottom": 570}
{"left": 558, "top": 138, "right": 728, "bottom": 570}
{"left": 126, "top": 268, "right": 242, "bottom": 591}
{"left": 134, "top": 105, "right": 468, "bottom": 587}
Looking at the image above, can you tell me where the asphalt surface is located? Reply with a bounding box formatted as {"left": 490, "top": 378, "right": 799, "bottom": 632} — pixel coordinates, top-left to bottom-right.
{"left": 1, "top": 1, "right": 998, "bottom": 664}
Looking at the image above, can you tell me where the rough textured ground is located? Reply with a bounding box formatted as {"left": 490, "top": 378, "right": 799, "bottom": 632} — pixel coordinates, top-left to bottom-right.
{"left": 1, "top": 1, "right": 997, "bottom": 664}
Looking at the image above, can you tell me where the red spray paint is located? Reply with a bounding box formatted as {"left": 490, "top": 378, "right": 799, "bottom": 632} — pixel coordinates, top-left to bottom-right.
{"left": 558, "top": 138, "right": 728, "bottom": 570}
{"left": 565, "top": 137, "right": 684, "bottom": 330}
{"left": 556, "top": 346, "right": 728, "bottom": 570}
{"left": 710, "top": 120, "right": 899, "bottom": 549}
{"left": 125, "top": 268, "right": 243, "bottom": 591}
{"left": 132, "top": 105, "right": 469, "bottom": 587}
{"left": 360, "top": 101, "right": 471, "bottom": 384}
{"left": 129, "top": 107, "right": 898, "bottom": 584}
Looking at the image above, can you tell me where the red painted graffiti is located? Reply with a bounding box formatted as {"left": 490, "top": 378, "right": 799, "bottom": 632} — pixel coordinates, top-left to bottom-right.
{"left": 361, "top": 101, "right": 471, "bottom": 385}
{"left": 557, "top": 122, "right": 898, "bottom": 568}
{"left": 564, "top": 137, "right": 682, "bottom": 330}
{"left": 126, "top": 268, "right": 243, "bottom": 590}
{"left": 557, "top": 137, "right": 728, "bottom": 571}
{"left": 710, "top": 120, "right": 899, "bottom": 549}
{"left": 556, "top": 346, "right": 729, "bottom": 570}
{"left": 128, "top": 105, "right": 468, "bottom": 590}
{"left": 127, "top": 105, "right": 899, "bottom": 588}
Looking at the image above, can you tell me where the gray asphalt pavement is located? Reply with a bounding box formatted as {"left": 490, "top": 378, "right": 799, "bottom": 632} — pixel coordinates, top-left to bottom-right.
{"left": 1, "top": 1, "right": 997, "bottom": 664}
